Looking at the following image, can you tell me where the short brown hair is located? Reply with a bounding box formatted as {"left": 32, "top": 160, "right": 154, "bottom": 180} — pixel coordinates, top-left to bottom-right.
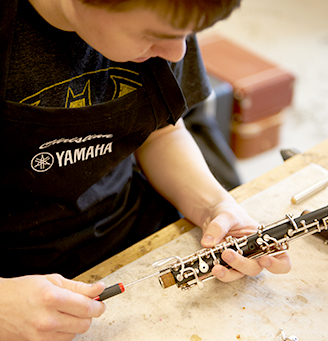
{"left": 79, "top": 0, "right": 241, "bottom": 31}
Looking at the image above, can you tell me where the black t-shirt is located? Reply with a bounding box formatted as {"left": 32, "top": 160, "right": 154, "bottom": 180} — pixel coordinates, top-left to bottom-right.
{"left": 5, "top": 0, "right": 210, "bottom": 112}
{"left": 1, "top": 0, "right": 211, "bottom": 277}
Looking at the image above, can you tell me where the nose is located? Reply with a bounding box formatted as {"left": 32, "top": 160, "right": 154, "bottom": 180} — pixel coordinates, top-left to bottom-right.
{"left": 151, "top": 38, "right": 187, "bottom": 63}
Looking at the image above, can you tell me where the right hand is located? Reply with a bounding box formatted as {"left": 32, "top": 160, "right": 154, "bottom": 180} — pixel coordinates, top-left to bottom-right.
{"left": 0, "top": 274, "right": 106, "bottom": 341}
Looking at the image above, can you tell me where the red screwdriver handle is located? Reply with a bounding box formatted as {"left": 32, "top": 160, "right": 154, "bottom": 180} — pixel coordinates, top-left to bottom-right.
{"left": 94, "top": 283, "right": 125, "bottom": 301}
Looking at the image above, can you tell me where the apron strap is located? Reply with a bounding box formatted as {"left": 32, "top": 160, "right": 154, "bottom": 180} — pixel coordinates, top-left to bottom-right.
{"left": 148, "top": 58, "right": 188, "bottom": 124}
{"left": 139, "top": 58, "right": 188, "bottom": 127}
{"left": 0, "top": 0, "right": 18, "bottom": 111}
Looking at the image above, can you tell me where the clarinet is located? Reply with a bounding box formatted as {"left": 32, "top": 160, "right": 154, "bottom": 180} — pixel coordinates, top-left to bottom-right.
{"left": 153, "top": 205, "right": 328, "bottom": 291}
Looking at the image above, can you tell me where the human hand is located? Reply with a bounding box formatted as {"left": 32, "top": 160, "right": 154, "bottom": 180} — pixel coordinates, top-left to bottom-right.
{"left": 201, "top": 200, "right": 292, "bottom": 282}
{"left": 0, "top": 274, "right": 106, "bottom": 341}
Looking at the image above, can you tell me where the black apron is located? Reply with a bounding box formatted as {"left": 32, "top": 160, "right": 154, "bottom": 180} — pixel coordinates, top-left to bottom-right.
{"left": 0, "top": 0, "right": 189, "bottom": 278}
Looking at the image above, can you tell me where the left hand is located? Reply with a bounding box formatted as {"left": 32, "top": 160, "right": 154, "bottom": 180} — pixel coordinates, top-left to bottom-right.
{"left": 201, "top": 200, "right": 292, "bottom": 282}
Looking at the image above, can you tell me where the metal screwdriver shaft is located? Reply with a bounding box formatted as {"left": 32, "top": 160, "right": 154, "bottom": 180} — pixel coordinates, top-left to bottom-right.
{"left": 94, "top": 272, "right": 160, "bottom": 301}
{"left": 124, "top": 272, "right": 160, "bottom": 288}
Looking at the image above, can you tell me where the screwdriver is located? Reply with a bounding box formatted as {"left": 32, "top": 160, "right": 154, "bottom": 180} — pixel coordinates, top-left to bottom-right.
{"left": 93, "top": 272, "right": 160, "bottom": 301}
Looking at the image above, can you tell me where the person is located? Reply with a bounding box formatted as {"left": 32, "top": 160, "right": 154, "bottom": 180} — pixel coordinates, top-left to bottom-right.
{"left": 0, "top": 0, "right": 292, "bottom": 340}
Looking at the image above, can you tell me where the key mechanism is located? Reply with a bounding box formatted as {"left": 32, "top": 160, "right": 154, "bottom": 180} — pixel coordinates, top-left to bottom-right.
{"left": 153, "top": 205, "right": 328, "bottom": 292}
{"left": 198, "top": 254, "right": 209, "bottom": 273}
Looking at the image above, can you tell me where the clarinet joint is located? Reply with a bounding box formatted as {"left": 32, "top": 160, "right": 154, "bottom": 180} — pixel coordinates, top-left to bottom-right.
{"left": 153, "top": 205, "right": 328, "bottom": 292}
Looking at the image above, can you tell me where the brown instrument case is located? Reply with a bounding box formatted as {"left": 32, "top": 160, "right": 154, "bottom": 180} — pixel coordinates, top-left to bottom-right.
{"left": 230, "top": 112, "right": 283, "bottom": 158}
{"left": 198, "top": 34, "right": 295, "bottom": 124}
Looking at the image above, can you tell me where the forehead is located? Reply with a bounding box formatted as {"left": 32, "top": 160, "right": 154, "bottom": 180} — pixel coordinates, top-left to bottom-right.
{"left": 105, "top": 6, "right": 195, "bottom": 38}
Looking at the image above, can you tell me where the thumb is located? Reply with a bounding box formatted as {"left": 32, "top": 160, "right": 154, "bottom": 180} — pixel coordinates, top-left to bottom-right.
{"left": 60, "top": 277, "right": 106, "bottom": 298}
{"left": 201, "top": 218, "right": 229, "bottom": 248}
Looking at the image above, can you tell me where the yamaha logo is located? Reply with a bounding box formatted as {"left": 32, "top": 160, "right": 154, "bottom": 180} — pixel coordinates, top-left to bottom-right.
{"left": 31, "top": 134, "right": 114, "bottom": 173}
{"left": 31, "top": 152, "right": 54, "bottom": 172}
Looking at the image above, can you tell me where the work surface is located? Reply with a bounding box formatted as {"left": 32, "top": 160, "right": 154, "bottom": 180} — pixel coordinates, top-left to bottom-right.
{"left": 75, "top": 140, "right": 328, "bottom": 341}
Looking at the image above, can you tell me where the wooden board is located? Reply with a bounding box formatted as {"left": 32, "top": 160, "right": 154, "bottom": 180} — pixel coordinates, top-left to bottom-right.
{"left": 73, "top": 163, "right": 328, "bottom": 341}
{"left": 76, "top": 139, "right": 328, "bottom": 284}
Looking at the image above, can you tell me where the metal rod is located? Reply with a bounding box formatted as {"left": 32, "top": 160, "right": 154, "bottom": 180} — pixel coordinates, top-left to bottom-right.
{"left": 124, "top": 271, "right": 160, "bottom": 288}
{"left": 291, "top": 177, "right": 328, "bottom": 204}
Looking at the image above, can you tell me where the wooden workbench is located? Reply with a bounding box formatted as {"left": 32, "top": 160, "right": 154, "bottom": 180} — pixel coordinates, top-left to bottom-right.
{"left": 75, "top": 139, "right": 328, "bottom": 284}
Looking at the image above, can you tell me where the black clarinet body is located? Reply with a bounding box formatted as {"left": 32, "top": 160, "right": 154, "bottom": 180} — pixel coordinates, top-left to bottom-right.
{"left": 155, "top": 205, "right": 328, "bottom": 290}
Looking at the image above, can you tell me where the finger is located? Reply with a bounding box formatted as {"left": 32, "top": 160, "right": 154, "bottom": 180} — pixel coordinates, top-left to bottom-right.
{"left": 40, "top": 278, "right": 106, "bottom": 319}
{"left": 58, "top": 277, "right": 106, "bottom": 298}
{"left": 53, "top": 276, "right": 106, "bottom": 317}
{"left": 57, "top": 289, "right": 106, "bottom": 319}
{"left": 56, "top": 334, "right": 77, "bottom": 341}
{"left": 201, "top": 203, "right": 259, "bottom": 249}
{"left": 55, "top": 334, "right": 76, "bottom": 341}
{"left": 55, "top": 313, "right": 92, "bottom": 335}
{"left": 221, "top": 249, "right": 263, "bottom": 277}
{"left": 34, "top": 310, "right": 93, "bottom": 335}
{"left": 259, "top": 253, "right": 292, "bottom": 274}
{"left": 201, "top": 218, "right": 230, "bottom": 248}
{"left": 211, "top": 264, "right": 245, "bottom": 282}
{"left": 225, "top": 226, "right": 258, "bottom": 238}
